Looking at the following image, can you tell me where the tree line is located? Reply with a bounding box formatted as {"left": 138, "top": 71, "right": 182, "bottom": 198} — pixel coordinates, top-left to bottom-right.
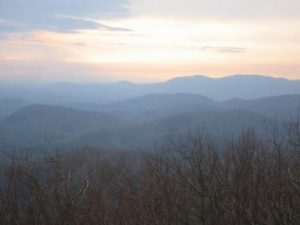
{"left": 0, "top": 119, "right": 299, "bottom": 225}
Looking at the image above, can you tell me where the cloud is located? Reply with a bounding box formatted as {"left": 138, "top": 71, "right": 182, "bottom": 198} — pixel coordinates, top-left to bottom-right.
{"left": 0, "top": 0, "right": 130, "bottom": 33}
{"left": 199, "top": 46, "right": 246, "bottom": 53}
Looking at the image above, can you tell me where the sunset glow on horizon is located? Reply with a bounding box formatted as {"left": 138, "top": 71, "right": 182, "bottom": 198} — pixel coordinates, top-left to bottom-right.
{"left": 1, "top": 0, "right": 300, "bottom": 82}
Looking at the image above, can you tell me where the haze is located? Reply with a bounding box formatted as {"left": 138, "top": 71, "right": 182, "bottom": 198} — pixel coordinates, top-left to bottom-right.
{"left": 1, "top": 2, "right": 300, "bottom": 223}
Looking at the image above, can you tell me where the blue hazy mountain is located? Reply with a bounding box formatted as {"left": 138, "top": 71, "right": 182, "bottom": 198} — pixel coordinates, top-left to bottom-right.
{"left": 0, "top": 75, "right": 300, "bottom": 106}
{"left": 1, "top": 93, "right": 299, "bottom": 149}
{"left": 0, "top": 74, "right": 299, "bottom": 150}
{"left": 69, "top": 93, "right": 300, "bottom": 121}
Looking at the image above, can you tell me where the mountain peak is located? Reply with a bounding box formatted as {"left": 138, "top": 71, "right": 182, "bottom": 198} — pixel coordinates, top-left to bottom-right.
{"left": 114, "top": 80, "right": 135, "bottom": 85}
{"left": 225, "top": 74, "right": 289, "bottom": 81}
{"left": 166, "top": 75, "right": 211, "bottom": 83}
{"left": 166, "top": 74, "right": 291, "bottom": 83}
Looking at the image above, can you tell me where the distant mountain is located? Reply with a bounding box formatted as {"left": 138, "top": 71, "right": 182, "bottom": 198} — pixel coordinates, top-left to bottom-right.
{"left": 0, "top": 91, "right": 299, "bottom": 150}
{"left": 44, "top": 75, "right": 300, "bottom": 101}
{"left": 157, "top": 75, "right": 300, "bottom": 100}
{"left": 69, "top": 93, "right": 300, "bottom": 121}
{"left": 0, "top": 105, "right": 128, "bottom": 148}
{"left": 147, "top": 109, "right": 269, "bottom": 135}
{"left": 98, "top": 93, "right": 219, "bottom": 120}
{"left": 223, "top": 94, "right": 300, "bottom": 118}
{"left": 0, "top": 98, "right": 29, "bottom": 118}
{"left": 1, "top": 75, "right": 300, "bottom": 104}
{"left": 67, "top": 109, "right": 271, "bottom": 149}
{"left": 0, "top": 103, "right": 273, "bottom": 150}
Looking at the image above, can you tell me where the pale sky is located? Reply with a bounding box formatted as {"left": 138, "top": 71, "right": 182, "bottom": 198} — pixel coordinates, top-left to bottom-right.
{"left": 0, "top": 0, "right": 300, "bottom": 82}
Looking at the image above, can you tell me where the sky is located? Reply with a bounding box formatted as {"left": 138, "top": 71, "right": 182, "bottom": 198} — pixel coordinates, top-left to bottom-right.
{"left": 0, "top": 0, "right": 300, "bottom": 82}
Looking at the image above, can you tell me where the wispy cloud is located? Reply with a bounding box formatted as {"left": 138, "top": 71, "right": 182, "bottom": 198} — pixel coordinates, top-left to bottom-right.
{"left": 0, "top": 0, "right": 130, "bottom": 33}
{"left": 199, "top": 46, "right": 246, "bottom": 53}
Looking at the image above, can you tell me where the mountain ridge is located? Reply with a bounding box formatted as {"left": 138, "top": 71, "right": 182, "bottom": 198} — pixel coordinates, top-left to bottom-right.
{"left": 1, "top": 74, "right": 300, "bottom": 104}
{"left": 0, "top": 93, "right": 299, "bottom": 149}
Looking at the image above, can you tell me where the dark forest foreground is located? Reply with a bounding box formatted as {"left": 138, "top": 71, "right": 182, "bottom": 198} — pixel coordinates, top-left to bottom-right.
{"left": 0, "top": 120, "right": 299, "bottom": 225}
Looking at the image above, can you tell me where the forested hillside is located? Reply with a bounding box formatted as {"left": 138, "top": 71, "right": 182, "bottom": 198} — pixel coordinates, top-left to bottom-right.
{"left": 0, "top": 123, "right": 299, "bottom": 225}
{"left": 0, "top": 93, "right": 299, "bottom": 150}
